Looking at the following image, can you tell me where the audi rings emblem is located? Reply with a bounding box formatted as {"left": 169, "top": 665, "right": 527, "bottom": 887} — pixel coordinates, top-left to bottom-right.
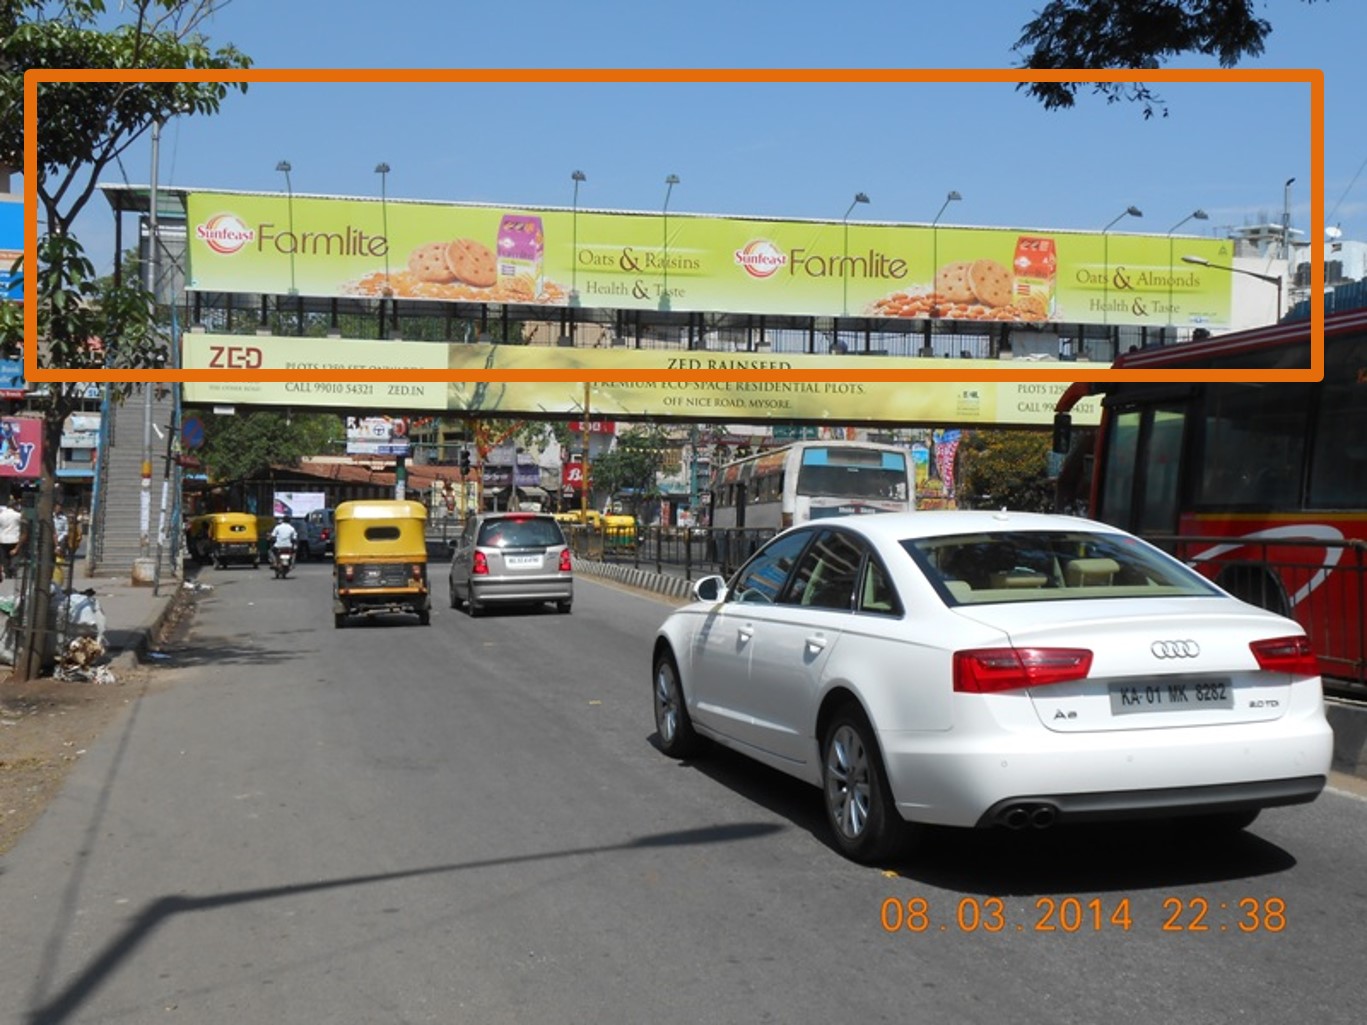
{"left": 1150, "top": 640, "right": 1200, "bottom": 659}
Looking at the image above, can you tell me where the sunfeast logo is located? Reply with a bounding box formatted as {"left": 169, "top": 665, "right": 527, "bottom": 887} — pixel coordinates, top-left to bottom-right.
{"left": 196, "top": 214, "right": 256, "bottom": 255}
{"left": 734, "top": 240, "right": 788, "bottom": 278}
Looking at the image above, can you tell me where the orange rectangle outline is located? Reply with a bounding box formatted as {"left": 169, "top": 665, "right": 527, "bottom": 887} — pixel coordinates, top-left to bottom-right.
{"left": 23, "top": 67, "right": 1323, "bottom": 386}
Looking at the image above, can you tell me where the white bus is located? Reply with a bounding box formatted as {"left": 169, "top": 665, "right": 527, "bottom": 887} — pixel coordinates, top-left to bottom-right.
{"left": 709, "top": 440, "right": 915, "bottom": 531}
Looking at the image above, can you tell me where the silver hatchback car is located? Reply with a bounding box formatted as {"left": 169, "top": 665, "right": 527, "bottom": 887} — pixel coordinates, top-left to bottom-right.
{"left": 449, "top": 512, "right": 574, "bottom": 616}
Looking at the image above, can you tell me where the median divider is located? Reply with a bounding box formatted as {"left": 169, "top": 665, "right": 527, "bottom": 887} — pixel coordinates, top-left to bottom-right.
{"left": 573, "top": 558, "right": 694, "bottom": 601}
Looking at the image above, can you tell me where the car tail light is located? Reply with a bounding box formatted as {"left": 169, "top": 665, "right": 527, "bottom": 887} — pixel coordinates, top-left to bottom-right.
{"left": 321, "top": 528, "right": 330, "bottom": 541}
{"left": 559, "top": 548, "right": 572, "bottom": 572}
{"left": 1250, "top": 635, "right": 1318, "bottom": 676}
{"left": 472, "top": 551, "right": 489, "bottom": 575}
{"left": 953, "top": 647, "right": 1093, "bottom": 694}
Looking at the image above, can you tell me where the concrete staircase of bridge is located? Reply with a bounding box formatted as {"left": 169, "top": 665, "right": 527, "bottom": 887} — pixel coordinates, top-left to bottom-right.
{"left": 88, "top": 385, "right": 179, "bottom": 582}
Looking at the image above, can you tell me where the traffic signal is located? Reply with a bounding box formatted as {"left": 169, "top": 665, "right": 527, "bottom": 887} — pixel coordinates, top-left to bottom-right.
{"left": 460, "top": 449, "right": 471, "bottom": 475}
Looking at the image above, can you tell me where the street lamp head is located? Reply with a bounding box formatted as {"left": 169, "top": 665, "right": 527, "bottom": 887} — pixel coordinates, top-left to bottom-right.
{"left": 374, "top": 162, "right": 390, "bottom": 175}
{"left": 665, "top": 174, "right": 680, "bottom": 186}
{"left": 947, "top": 190, "right": 962, "bottom": 202}
{"left": 275, "top": 160, "right": 292, "bottom": 174}
{"left": 1104, "top": 206, "right": 1144, "bottom": 233}
{"left": 844, "top": 192, "right": 870, "bottom": 221}
{"left": 572, "top": 169, "right": 587, "bottom": 183}
{"left": 1192, "top": 209, "right": 1209, "bottom": 221}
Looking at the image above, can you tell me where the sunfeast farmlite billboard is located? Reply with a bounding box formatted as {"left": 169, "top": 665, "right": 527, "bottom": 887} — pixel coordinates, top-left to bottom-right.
{"left": 185, "top": 192, "right": 1233, "bottom": 330}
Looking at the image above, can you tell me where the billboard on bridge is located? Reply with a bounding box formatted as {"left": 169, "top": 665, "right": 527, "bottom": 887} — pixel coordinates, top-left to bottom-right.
{"left": 181, "top": 334, "right": 1101, "bottom": 427}
{"left": 186, "top": 191, "right": 1232, "bottom": 330}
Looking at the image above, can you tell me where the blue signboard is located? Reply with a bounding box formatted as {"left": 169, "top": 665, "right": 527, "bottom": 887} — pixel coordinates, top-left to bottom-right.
{"left": 0, "top": 200, "right": 21, "bottom": 301}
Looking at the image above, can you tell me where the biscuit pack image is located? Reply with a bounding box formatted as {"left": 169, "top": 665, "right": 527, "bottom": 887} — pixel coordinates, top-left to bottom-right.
{"left": 497, "top": 214, "right": 545, "bottom": 301}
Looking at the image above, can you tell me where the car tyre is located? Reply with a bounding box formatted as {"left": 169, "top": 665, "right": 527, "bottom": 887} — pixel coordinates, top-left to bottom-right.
{"left": 821, "top": 704, "right": 908, "bottom": 864}
{"left": 448, "top": 580, "right": 459, "bottom": 609}
{"left": 334, "top": 612, "right": 346, "bottom": 629}
{"left": 653, "top": 652, "right": 701, "bottom": 758}
{"left": 556, "top": 600, "right": 572, "bottom": 615}
{"left": 418, "top": 610, "right": 431, "bottom": 626}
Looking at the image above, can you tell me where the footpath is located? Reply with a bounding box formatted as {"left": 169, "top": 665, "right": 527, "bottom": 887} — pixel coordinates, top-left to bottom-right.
{"left": 8, "top": 554, "right": 1366, "bottom": 781}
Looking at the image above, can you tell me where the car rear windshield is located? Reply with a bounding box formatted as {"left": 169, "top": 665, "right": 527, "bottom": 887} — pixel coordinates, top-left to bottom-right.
{"left": 901, "top": 530, "right": 1222, "bottom": 605}
{"left": 479, "top": 517, "right": 566, "bottom": 548}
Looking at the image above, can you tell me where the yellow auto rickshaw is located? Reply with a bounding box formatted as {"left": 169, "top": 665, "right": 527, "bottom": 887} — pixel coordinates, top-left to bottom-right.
{"left": 333, "top": 499, "right": 431, "bottom": 628}
{"left": 185, "top": 511, "right": 260, "bottom": 569}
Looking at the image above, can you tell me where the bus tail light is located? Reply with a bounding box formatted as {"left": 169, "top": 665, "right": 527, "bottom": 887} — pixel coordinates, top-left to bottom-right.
{"left": 954, "top": 647, "right": 1093, "bottom": 694}
{"left": 1250, "top": 635, "right": 1318, "bottom": 676}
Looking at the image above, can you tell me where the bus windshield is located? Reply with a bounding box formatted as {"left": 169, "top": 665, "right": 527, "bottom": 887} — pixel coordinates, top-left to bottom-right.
{"left": 795, "top": 448, "right": 910, "bottom": 501}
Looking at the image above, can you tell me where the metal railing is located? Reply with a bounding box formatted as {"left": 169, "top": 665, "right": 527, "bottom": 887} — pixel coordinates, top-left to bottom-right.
{"left": 1157, "top": 534, "right": 1367, "bottom": 689}
{"left": 563, "top": 524, "right": 779, "bottom": 583}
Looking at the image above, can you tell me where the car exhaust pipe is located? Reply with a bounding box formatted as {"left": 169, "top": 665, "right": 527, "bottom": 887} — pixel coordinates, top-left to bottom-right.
{"left": 1029, "top": 805, "right": 1058, "bottom": 829}
{"left": 1002, "top": 805, "right": 1032, "bottom": 830}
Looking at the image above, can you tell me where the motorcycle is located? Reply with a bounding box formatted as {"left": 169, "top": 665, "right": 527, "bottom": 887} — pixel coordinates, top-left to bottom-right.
{"left": 271, "top": 545, "right": 295, "bottom": 579}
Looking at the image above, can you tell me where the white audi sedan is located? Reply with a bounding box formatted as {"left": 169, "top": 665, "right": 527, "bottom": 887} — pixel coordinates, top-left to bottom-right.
{"left": 651, "top": 511, "right": 1332, "bottom": 863}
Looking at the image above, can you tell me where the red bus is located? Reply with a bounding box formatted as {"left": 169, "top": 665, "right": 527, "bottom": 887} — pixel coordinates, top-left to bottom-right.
{"left": 1056, "top": 302, "right": 1367, "bottom": 689}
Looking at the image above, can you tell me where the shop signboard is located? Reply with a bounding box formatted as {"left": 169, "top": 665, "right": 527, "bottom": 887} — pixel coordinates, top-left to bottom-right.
{"left": 0, "top": 417, "right": 42, "bottom": 478}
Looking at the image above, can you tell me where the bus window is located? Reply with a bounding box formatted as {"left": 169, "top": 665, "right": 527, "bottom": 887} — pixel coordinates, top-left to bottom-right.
{"left": 1139, "top": 407, "right": 1186, "bottom": 535}
{"left": 1308, "top": 337, "right": 1367, "bottom": 508}
{"left": 1197, "top": 383, "right": 1311, "bottom": 507}
{"left": 1099, "top": 410, "right": 1141, "bottom": 530}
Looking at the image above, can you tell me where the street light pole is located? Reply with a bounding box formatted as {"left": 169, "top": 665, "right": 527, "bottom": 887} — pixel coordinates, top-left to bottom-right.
{"left": 841, "top": 191, "right": 869, "bottom": 318}
{"left": 1182, "top": 255, "right": 1283, "bottom": 323}
{"left": 375, "top": 162, "right": 391, "bottom": 296}
{"left": 276, "top": 160, "right": 296, "bottom": 296}
{"left": 930, "top": 190, "right": 961, "bottom": 319}
{"left": 580, "top": 383, "right": 592, "bottom": 520}
{"left": 134, "top": 116, "right": 164, "bottom": 583}
{"left": 1101, "top": 205, "right": 1143, "bottom": 327}
{"left": 660, "top": 174, "right": 679, "bottom": 311}
{"left": 1165, "top": 208, "right": 1208, "bottom": 328}
{"left": 570, "top": 169, "right": 586, "bottom": 307}
{"left": 1282, "top": 177, "right": 1296, "bottom": 263}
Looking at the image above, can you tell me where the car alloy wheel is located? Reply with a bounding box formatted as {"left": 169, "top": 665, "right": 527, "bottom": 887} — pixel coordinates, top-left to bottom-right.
{"left": 821, "top": 707, "right": 907, "bottom": 863}
{"left": 653, "top": 653, "right": 700, "bottom": 758}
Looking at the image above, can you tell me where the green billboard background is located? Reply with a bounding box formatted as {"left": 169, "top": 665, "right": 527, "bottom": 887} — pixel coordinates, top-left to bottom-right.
{"left": 186, "top": 192, "right": 1233, "bottom": 328}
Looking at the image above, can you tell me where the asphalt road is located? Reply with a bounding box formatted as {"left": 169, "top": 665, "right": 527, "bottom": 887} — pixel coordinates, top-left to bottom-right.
{"left": 2, "top": 561, "right": 1366, "bottom": 1024}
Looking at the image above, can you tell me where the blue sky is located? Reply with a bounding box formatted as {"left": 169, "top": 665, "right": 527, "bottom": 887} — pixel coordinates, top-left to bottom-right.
{"left": 71, "top": 0, "right": 1364, "bottom": 268}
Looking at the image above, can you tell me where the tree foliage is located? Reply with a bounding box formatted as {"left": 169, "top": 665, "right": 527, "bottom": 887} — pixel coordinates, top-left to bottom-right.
{"left": 957, "top": 430, "right": 1054, "bottom": 513}
{"left": 198, "top": 411, "right": 343, "bottom": 482}
{"left": 590, "top": 425, "right": 672, "bottom": 514}
{"left": 1014, "top": 0, "right": 1325, "bottom": 116}
{"left": 0, "top": 1, "right": 252, "bottom": 680}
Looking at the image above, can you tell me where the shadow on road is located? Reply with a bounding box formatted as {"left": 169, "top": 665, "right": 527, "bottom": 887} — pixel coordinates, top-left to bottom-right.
{"left": 653, "top": 733, "right": 1299, "bottom": 895}
{"left": 23, "top": 821, "right": 782, "bottom": 1025}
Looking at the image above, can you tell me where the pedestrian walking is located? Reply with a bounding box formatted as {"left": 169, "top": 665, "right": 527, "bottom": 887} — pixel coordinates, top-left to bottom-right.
{"left": 0, "top": 497, "right": 22, "bottom": 580}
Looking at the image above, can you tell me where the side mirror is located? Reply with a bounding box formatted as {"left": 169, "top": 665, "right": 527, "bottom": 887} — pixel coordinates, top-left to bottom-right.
{"left": 1052, "top": 412, "right": 1072, "bottom": 455}
{"left": 692, "top": 575, "right": 727, "bottom": 603}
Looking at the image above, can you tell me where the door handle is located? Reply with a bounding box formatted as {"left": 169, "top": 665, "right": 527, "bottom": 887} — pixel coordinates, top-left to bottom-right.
{"left": 805, "top": 633, "right": 828, "bottom": 651}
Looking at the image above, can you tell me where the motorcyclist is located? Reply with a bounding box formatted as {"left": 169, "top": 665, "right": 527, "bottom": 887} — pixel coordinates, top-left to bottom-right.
{"left": 269, "top": 516, "right": 298, "bottom": 571}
